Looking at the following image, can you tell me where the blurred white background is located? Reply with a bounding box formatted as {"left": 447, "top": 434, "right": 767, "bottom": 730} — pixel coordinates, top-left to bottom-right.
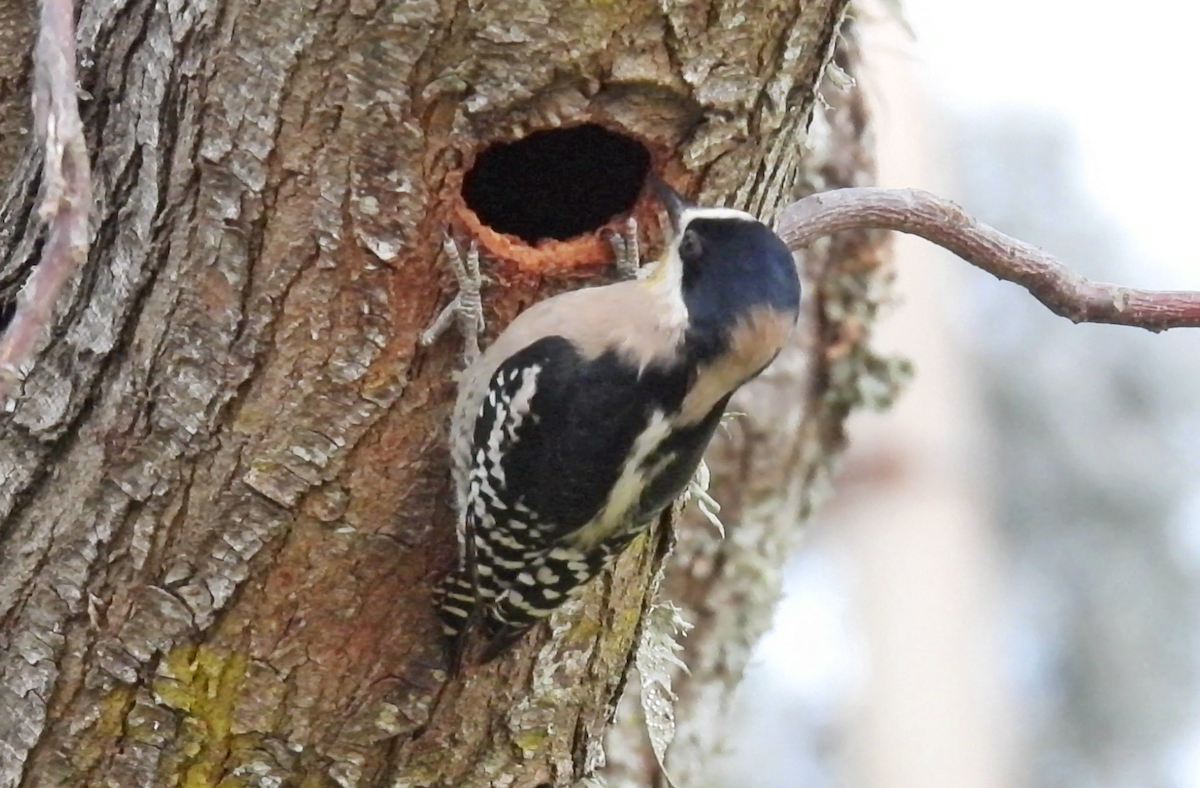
{"left": 710, "top": 2, "right": 1200, "bottom": 787}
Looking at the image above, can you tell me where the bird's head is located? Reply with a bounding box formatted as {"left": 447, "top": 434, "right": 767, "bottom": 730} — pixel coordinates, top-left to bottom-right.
{"left": 645, "top": 176, "right": 801, "bottom": 352}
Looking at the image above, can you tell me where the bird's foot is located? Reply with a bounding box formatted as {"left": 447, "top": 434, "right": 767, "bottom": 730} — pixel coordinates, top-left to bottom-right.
{"left": 686, "top": 459, "right": 725, "bottom": 538}
{"left": 607, "top": 217, "right": 646, "bottom": 280}
{"left": 421, "top": 234, "right": 486, "bottom": 366}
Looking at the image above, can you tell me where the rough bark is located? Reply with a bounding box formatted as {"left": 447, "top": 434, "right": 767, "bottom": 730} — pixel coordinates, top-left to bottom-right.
{"left": 0, "top": 1, "right": 880, "bottom": 787}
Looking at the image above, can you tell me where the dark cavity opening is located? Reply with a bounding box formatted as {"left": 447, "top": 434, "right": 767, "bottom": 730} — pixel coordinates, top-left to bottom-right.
{"left": 463, "top": 124, "right": 651, "bottom": 244}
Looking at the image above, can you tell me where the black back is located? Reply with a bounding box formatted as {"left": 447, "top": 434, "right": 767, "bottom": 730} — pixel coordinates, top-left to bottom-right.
{"left": 478, "top": 336, "right": 723, "bottom": 537}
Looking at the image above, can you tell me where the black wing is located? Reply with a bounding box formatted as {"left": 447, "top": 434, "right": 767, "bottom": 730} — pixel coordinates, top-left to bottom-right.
{"left": 461, "top": 335, "right": 727, "bottom": 654}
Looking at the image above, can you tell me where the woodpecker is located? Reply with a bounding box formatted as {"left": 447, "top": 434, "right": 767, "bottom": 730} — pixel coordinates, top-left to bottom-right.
{"left": 425, "top": 177, "right": 801, "bottom": 659}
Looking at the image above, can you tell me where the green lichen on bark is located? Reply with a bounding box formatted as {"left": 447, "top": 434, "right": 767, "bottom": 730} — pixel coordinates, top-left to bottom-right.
{"left": 153, "top": 646, "right": 250, "bottom": 788}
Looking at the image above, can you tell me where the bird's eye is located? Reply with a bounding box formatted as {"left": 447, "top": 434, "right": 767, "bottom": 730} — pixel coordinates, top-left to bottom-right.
{"left": 678, "top": 229, "right": 703, "bottom": 263}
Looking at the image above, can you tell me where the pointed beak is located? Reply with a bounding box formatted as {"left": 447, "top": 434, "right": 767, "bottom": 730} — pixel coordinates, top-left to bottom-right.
{"left": 648, "top": 174, "right": 692, "bottom": 232}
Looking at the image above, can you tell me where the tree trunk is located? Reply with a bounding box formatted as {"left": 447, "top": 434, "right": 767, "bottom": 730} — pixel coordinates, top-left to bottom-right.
{"left": 0, "top": 1, "right": 886, "bottom": 787}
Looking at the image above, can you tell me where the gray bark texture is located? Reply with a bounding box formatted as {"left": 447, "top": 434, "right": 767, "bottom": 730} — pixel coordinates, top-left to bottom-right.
{"left": 0, "top": 1, "right": 888, "bottom": 786}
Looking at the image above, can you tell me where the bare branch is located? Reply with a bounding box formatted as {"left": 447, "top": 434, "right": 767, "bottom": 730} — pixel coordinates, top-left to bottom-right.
{"left": 778, "top": 187, "right": 1200, "bottom": 332}
{"left": 0, "top": 0, "right": 91, "bottom": 404}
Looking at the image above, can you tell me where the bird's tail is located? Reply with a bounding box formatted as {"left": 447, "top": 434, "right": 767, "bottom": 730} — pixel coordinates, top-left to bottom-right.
{"left": 432, "top": 568, "right": 477, "bottom": 641}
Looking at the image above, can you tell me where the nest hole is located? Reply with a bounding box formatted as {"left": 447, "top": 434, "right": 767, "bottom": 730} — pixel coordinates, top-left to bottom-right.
{"left": 463, "top": 124, "right": 652, "bottom": 245}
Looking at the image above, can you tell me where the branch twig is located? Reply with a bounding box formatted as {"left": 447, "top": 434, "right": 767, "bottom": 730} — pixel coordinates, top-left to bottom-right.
{"left": 0, "top": 0, "right": 91, "bottom": 405}
{"left": 778, "top": 187, "right": 1200, "bottom": 332}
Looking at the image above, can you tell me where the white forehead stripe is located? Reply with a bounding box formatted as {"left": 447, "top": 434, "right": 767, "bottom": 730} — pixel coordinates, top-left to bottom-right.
{"left": 678, "top": 206, "right": 761, "bottom": 226}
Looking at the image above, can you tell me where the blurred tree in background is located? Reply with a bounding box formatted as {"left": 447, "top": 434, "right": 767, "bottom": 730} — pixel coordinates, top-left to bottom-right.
{"left": 957, "top": 113, "right": 1200, "bottom": 788}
